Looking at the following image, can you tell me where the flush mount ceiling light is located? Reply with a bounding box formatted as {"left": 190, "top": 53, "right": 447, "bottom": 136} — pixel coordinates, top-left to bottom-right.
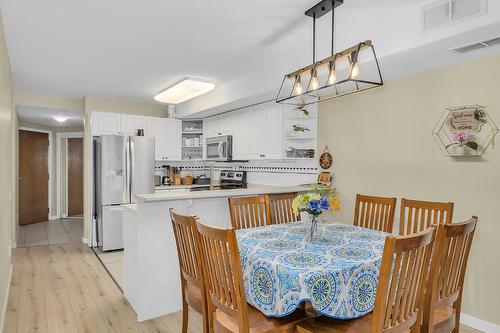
{"left": 276, "top": 0, "right": 383, "bottom": 106}
{"left": 154, "top": 78, "right": 215, "bottom": 104}
{"left": 53, "top": 116, "right": 68, "bottom": 123}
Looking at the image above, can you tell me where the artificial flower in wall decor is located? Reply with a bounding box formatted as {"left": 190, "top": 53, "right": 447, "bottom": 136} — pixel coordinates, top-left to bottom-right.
{"left": 446, "top": 131, "right": 478, "bottom": 156}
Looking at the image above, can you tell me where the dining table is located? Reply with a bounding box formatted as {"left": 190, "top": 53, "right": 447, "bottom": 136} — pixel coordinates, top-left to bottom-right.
{"left": 236, "top": 221, "right": 388, "bottom": 319}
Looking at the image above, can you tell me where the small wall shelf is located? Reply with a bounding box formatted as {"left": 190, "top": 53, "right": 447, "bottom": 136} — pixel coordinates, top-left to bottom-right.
{"left": 432, "top": 105, "right": 498, "bottom": 158}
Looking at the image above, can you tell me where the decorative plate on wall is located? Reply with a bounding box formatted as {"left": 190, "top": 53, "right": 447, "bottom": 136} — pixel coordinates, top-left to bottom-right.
{"left": 319, "top": 146, "right": 333, "bottom": 169}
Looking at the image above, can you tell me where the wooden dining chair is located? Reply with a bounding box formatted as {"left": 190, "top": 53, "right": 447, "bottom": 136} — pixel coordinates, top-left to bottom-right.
{"left": 194, "top": 220, "right": 315, "bottom": 333}
{"left": 420, "top": 217, "right": 478, "bottom": 333}
{"left": 399, "top": 199, "right": 454, "bottom": 235}
{"left": 297, "top": 227, "right": 436, "bottom": 333}
{"left": 353, "top": 194, "right": 397, "bottom": 233}
{"left": 267, "top": 192, "right": 301, "bottom": 224}
{"left": 228, "top": 195, "right": 272, "bottom": 230}
{"left": 169, "top": 209, "right": 209, "bottom": 333}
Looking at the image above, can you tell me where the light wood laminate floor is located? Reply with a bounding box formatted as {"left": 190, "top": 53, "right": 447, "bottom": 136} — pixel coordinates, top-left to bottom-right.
{"left": 3, "top": 243, "right": 483, "bottom": 333}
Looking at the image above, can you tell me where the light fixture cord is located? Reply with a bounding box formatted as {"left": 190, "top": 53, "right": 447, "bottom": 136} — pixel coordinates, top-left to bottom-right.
{"left": 312, "top": 13, "right": 316, "bottom": 63}
{"left": 331, "top": 0, "right": 335, "bottom": 56}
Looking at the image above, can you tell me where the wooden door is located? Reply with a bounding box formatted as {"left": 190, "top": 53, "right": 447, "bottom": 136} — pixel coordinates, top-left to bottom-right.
{"left": 67, "top": 138, "right": 84, "bottom": 216}
{"left": 19, "top": 130, "right": 49, "bottom": 225}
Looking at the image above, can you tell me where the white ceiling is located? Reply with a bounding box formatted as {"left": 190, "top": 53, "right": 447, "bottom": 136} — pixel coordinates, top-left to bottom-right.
{"left": 2, "top": 0, "right": 500, "bottom": 115}
{"left": 1, "top": 0, "right": 316, "bottom": 100}
{"left": 17, "top": 105, "right": 84, "bottom": 127}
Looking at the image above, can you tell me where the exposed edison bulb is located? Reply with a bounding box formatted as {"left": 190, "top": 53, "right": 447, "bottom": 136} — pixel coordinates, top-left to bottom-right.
{"left": 309, "top": 72, "right": 319, "bottom": 90}
{"left": 294, "top": 76, "right": 303, "bottom": 95}
{"left": 328, "top": 63, "right": 337, "bottom": 84}
{"left": 350, "top": 61, "right": 360, "bottom": 78}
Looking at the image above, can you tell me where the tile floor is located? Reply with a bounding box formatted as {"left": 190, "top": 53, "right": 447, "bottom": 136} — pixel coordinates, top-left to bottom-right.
{"left": 17, "top": 217, "right": 83, "bottom": 247}
{"left": 94, "top": 248, "right": 124, "bottom": 288}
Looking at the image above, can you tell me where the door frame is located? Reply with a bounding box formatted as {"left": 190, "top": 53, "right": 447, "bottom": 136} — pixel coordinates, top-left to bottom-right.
{"left": 19, "top": 127, "right": 53, "bottom": 221}
{"left": 56, "top": 132, "right": 84, "bottom": 219}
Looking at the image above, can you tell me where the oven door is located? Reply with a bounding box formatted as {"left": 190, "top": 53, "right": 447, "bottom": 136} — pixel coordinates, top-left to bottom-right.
{"left": 206, "top": 136, "right": 232, "bottom": 161}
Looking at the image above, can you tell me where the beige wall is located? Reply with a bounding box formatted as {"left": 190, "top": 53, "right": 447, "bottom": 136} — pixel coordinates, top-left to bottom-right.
{"left": 0, "top": 11, "right": 15, "bottom": 329}
{"left": 18, "top": 121, "right": 83, "bottom": 217}
{"left": 84, "top": 96, "right": 165, "bottom": 116}
{"left": 318, "top": 54, "right": 500, "bottom": 325}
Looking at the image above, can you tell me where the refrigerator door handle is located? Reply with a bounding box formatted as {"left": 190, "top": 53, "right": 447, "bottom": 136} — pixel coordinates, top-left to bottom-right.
{"left": 125, "top": 137, "right": 132, "bottom": 203}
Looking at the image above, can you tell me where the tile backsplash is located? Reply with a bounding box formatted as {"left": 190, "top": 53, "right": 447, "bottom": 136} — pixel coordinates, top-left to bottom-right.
{"left": 154, "top": 159, "right": 318, "bottom": 185}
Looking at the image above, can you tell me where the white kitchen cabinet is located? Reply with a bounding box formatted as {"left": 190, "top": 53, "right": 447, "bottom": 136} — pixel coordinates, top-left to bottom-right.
{"left": 231, "top": 106, "right": 282, "bottom": 160}
{"left": 146, "top": 118, "right": 181, "bottom": 161}
{"left": 146, "top": 117, "right": 167, "bottom": 161}
{"left": 91, "top": 112, "right": 122, "bottom": 136}
{"left": 165, "top": 118, "right": 182, "bottom": 160}
{"left": 261, "top": 105, "right": 282, "bottom": 159}
{"left": 122, "top": 115, "right": 148, "bottom": 136}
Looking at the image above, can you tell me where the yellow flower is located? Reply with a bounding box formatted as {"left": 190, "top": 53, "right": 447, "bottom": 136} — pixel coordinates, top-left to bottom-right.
{"left": 328, "top": 197, "right": 341, "bottom": 212}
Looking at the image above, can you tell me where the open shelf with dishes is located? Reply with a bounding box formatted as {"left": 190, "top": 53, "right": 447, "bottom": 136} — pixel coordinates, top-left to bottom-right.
{"left": 181, "top": 120, "right": 204, "bottom": 160}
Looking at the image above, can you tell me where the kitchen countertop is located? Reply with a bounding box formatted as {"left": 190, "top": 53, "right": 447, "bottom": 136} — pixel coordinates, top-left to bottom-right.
{"left": 137, "top": 184, "right": 312, "bottom": 202}
{"left": 155, "top": 184, "right": 212, "bottom": 190}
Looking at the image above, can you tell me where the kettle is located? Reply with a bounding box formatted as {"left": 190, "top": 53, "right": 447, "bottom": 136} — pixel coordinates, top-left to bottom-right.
{"left": 162, "top": 176, "right": 172, "bottom": 186}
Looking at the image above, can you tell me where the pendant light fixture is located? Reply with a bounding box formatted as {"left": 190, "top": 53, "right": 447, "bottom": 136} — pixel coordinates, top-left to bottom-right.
{"left": 276, "top": 0, "right": 383, "bottom": 106}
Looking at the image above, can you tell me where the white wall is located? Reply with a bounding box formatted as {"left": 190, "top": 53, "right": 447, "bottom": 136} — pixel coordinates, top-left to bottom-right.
{"left": 318, "top": 54, "right": 500, "bottom": 326}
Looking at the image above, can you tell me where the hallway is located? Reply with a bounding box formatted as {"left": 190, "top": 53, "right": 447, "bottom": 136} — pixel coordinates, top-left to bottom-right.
{"left": 16, "top": 218, "right": 83, "bottom": 247}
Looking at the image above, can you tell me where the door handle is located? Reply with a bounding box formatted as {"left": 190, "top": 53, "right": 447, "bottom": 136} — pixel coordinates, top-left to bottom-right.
{"left": 218, "top": 141, "right": 223, "bottom": 158}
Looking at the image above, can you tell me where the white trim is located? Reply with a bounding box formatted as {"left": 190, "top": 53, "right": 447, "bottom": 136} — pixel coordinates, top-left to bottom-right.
{"left": 0, "top": 263, "right": 13, "bottom": 332}
{"left": 19, "top": 127, "right": 53, "bottom": 220}
{"left": 461, "top": 313, "right": 500, "bottom": 333}
{"left": 49, "top": 215, "right": 60, "bottom": 221}
{"left": 56, "top": 132, "right": 84, "bottom": 219}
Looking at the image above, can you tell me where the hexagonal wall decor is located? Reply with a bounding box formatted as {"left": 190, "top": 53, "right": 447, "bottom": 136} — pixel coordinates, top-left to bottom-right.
{"left": 432, "top": 105, "right": 498, "bottom": 157}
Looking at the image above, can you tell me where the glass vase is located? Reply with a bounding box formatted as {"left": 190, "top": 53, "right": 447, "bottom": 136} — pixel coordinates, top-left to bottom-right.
{"left": 308, "top": 215, "right": 319, "bottom": 239}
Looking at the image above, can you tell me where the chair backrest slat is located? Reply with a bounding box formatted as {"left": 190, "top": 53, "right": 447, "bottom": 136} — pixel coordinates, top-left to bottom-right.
{"left": 195, "top": 220, "right": 250, "bottom": 331}
{"left": 268, "top": 193, "right": 301, "bottom": 224}
{"left": 169, "top": 209, "right": 203, "bottom": 287}
{"left": 229, "top": 195, "right": 271, "bottom": 230}
{"left": 372, "top": 227, "right": 436, "bottom": 333}
{"left": 422, "top": 217, "right": 477, "bottom": 333}
{"left": 354, "top": 194, "right": 397, "bottom": 233}
{"left": 399, "top": 199, "right": 454, "bottom": 235}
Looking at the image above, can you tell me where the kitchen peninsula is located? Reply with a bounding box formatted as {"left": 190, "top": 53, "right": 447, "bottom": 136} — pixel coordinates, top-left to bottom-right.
{"left": 122, "top": 183, "right": 310, "bottom": 321}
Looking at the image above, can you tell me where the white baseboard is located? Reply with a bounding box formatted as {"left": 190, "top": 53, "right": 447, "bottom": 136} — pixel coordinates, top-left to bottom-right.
{"left": 49, "top": 215, "right": 60, "bottom": 220}
{"left": 82, "top": 237, "right": 96, "bottom": 247}
{"left": 62, "top": 213, "right": 68, "bottom": 218}
{"left": 0, "top": 263, "right": 13, "bottom": 333}
{"left": 461, "top": 313, "right": 500, "bottom": 333}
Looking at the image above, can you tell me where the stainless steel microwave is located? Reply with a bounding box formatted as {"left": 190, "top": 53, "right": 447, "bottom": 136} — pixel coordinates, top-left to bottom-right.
{"left": 206, "top": 135, "right": 232, "bottom": 161}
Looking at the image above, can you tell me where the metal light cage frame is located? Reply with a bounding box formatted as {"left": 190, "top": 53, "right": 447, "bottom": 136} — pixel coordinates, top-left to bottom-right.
{"left": 276, "top": 0, "right": 383, "bottom": 106}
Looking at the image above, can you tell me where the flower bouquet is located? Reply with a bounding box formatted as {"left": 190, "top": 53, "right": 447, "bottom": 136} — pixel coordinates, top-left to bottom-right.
{"left": 292, "top": 186, "right": 340, "bottom": 238}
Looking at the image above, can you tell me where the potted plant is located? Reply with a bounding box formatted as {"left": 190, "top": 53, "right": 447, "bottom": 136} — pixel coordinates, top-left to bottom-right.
{"left": 292, "top": 186, "right": 340, "bottom": 239}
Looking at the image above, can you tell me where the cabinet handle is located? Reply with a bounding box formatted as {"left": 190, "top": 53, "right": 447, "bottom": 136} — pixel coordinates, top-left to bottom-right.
{"left": 260, "top": 154, "right": 266, "bottom": 157}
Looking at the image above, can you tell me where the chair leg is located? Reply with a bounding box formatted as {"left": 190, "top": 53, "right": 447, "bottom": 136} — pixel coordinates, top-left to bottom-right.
{"left": 182, "top": 301, "right": 189, "bottom": 333}
{"left": 452, "top": 298, "right": 462, "bottom": 333}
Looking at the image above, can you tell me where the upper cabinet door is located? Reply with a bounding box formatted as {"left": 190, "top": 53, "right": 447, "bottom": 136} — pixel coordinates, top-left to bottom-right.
{"left": 91, "top": 112, "right": 122, "bottom": 136}
{"left": 121, "top": 115, "right": 148, "bottom": 136}
{"left": 262, "top": 105, "right": 282, "bottom": 159}
{"left": 146, "top": 117, "right": 166, "bottom": 161}
{"left": 165, "top": 119, "right": 182, "bottom": 160}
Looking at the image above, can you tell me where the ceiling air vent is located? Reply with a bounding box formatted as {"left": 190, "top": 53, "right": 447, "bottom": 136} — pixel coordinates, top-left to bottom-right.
{"left": 451, "top": 36, "right": 500, "bottom": 54}
{"left": 422, "top": 0, "right": 487, "bottom": 32}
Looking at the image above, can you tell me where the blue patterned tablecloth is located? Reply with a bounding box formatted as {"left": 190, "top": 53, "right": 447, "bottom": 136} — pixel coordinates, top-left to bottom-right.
{"left": 236, "top": 222, "right": 387, "bottom": 319}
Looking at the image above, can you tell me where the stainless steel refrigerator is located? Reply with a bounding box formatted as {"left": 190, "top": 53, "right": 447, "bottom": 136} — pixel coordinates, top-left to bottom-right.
{"left": 94, "top": 135, "right": 155, "bottom": 251}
